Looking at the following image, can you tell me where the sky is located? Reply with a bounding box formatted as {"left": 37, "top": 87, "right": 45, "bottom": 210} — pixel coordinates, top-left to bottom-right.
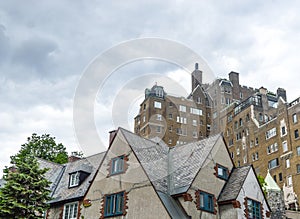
{"left": 1, "top": 0, "right": 300, "bottom": 175}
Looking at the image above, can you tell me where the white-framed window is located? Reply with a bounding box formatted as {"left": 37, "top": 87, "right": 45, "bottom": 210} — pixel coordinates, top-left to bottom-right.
{"left": 154, "top": 101, "right": 161, "bottom": 109}
{"left": 143, "top": 116, "right": 146, "bottom": 122}
{"left": 282, "top": 141, "right": 288, "bottom": 152}
{"left": 293, "top": 113, "right": 297, "bottom": 123}
{"left": 176, "top": 116, "right": 187, "bottom": 124}
{"left": 267, "top": 143, "right": 278, "bottom": 154}
{"left": 110, "top": 156, "right": 125, "bottom": 175}
{"left": 266, "top": 127, "right": 277, "bottom": 140}
{"left": 287, "top": 175, "right": 292, "bottom": 186}
{"left": 179, "top": 105, "right": 186, "bottom": 112}
{"left": 157, "top": 114, "right": 162, "bottom": 121}
{"left": 243, "top": 156, "right": 247, "bottom": 164}
{"left": 236, "top": 148, "right": 240, "bottom": 155}
{"left": 192, "top": 119, "right": 197, "bottom": 126}
{"left": 190, "top": 108, "right": 202, "bottom": 115}
{"left": 69, "top": 172, "right": 80, "bottom": 187}
{"left": 63, "top": 202, "right": 78, "bottom": 219}
{"left": 197, "top": 97, "right": 202, "bottom": 103}
{"left": 286, "top": 159, "right": 290, "bottom": 168}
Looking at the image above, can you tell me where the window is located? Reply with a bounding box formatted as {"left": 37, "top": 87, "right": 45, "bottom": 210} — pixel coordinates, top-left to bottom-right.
{"left": 197, "top": 97, "right": 202, "bottom": 103}
{"left": 282, "top": 141, "right": 288, "bottom": 152}
{"left": 156, "top": 126, "right": 161, "bottom": 133}
{"left": 179, "top": 105, "right": 186, "bottom": 112}
{"left": 234, "top": 121, "right": 238, "bottom": 129}
{"left": 69, "top": 172, "right": 79, "bottom": 187}
{"left": 168, "top": 139, "right": 172, "bottom": 145}
{"left": 293, "top": 113, "right": 298, "bottom": 123}
{"left": 279, "top": 173, "right": 283, "bottom": 181}
{"left": 63, "top": 202, "right": 78, "bottom": 219}
{"left": 281, "top": 126, "right": 286, "bottom": 136}
{"left": 297, "top": 146, "right": 300, "bottom": 156}
{"left": 110, "top": 156, "right": 125, "bottom": 175}
{"left": 236, "top": 148, "right": 240, "bottom": 155}
{"left": 236, "top": 132, "right": 242, "bottom": 141}
{"left": 268, "top": 158, "right": 279, "bottom": 169}
{"left": 273, "top": 175, "right": 277, "bottom": 182}
{"left": 230, "top": 152, "right": 234, "bottom": 159}
{"left": 192, "top": 119, "right": 197, "bottom": 126}
{"left": 192, "top": 131, "right": 198, "bottom": 138}
{"left": 287, "top": 176, "right": 292, "bottom": 186}
{"left": 267, "top": 143, "right": 278, "bottom": 154}
{"left": 104, "top": 192, "right": 124, "bottom": 217}
{"left": 190, "top": 108, "right": 202, "bottom": 115}
{"left": 259, "top": 113, "right": 263, "bottom": 122}
{"left": 252, "top": 152, "right": 259, "bottom": 161}
{"left": 169, "top": 126, "right": 172, "bottom": 132}
{"left": 198, "top": 191, "right": 215, "bottom": 213}
{"left": 286, "top": 159, "right": 290, "bottom": 168}
{"left": 255, "top": 137, "right": 259, "bottom": 146}
{"left": 246, "top": 114, "right": 250, "bottom": 122}
{"left": 246, "top": 198, "right": 262, "bottom": 219}
{"left": 266, "top": 127, "right": 277, "bottom": 140}
{"left": 295, "top": 129, "right": 299, "bottom": 139}
{"left": 154, "top": 101, "right": 161, "bottom": 109}
{"left": 168, "top": 113, "right": 172, "bottom": 119}
{"left": 243, "top": 156, "right": 247, "bottom": 164}
{"left": 176, "top": 116, "right": 187, "bottom": 124}
{"left": 143, "top": 116, "right": 145, "bottom": 123}
{"left": 228, "top": 139, "right": 233, "bottom": 146}
{"left": 239, "top": 118, "right": 243, "bottom": 126}
{"left": 216, "top": 164, "right": 229, "bottom": 180}
{"left": 157, "top": 114, "right": 162, "bottom": 121}
{"left": 297, "top": 164, "right": 300, "bottom": 174}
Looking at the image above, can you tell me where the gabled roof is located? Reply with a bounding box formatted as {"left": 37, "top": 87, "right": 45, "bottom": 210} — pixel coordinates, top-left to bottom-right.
{"left": 120, "top": 128, "right": 169, "bottom": 193}
{"left": 39, "top": 152, "right": 105, "bottom": 204}
{"left": 265, "top": 170, "right": 281, "bottom": 191}
{"left": 120, "top": 128, "right": 223, "bottom": 195}
{"left": 170, "top": 134, "right": 222, "bottom": 195}
{"left": 218, "top": 165, "right": 251, "bottom": 202}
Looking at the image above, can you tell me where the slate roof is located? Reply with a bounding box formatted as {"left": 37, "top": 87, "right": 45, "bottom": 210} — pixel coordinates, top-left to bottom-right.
{"left": 120, "top": 128, "right": 169, "bottom": 193}
{"left": 39, "top": 152, "right": 105, "bottom": 204}
{"left": 170, "top": 134, "right": 221, "bottom": 195}
{"left": 218, "top": 165, "right": 251, "bottom": 202}
{"left": 120, "top": 128, "right": 223, "bottom": 196}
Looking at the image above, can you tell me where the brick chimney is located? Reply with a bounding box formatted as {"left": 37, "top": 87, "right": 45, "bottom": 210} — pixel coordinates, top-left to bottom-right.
{"left": 109, "top": 130, "right": 118, "bottom": 146}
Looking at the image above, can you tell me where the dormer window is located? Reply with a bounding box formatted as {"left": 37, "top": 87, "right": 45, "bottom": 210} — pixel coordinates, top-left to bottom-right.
{"left": 68, "top": 170, "right": 90, "bottom": 188}
{"left": 110, "top": 155, "right": 125, "bottom": 175}
{"left": 69, "top": 172, "right": 80, "bottom": 188}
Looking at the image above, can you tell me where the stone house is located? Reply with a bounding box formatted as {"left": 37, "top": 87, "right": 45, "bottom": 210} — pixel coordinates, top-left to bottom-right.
{"left": 78, "top": 128, "right": 270, "bottom": 219}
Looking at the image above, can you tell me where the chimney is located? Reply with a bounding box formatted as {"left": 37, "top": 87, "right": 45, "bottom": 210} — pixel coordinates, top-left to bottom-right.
{"left": 191, "top": 63, "right": 202, "bottom": 91}
{"left": 68, "top": 156, "right": 81, "bottom": 162}
{"left": 259, "top": 87, "right": 268, "bottom": 95}
{"left": 109, "top": 130, "right": 117, "bottom": 146}
{"left": 277, "top": 88, "right": 287, "bottom": 102}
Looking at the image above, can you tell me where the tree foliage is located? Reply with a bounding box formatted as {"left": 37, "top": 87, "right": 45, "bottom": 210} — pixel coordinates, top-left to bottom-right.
{"left": 0, "top": 155, "right": 51, "bottom": 218}
{"left": 11, "top": 133, "right": 68, "bottom": 164}
{"left": 257, "top": 174, "right": 268, "bottom": 195}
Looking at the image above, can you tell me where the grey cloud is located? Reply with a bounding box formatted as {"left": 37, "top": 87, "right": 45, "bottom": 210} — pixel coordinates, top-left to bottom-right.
{"left": 12, "top": 36, "right": 58, "bottom": 75}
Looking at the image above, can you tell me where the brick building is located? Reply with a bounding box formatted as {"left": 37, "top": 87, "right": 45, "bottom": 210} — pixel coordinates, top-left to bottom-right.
{"left": 223, "top": 88, "right": 299, "bottom": 210}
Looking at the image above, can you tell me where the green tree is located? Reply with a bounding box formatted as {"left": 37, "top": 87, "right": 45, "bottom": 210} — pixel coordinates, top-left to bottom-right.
{"left": 0, "top": 155, "right": 51, "bottom": 218}
{"left": 257, "top": 174, "right": 268, "bottom": 195}
{"left": 11, "top": 133, "right": 68, "bottom": 164}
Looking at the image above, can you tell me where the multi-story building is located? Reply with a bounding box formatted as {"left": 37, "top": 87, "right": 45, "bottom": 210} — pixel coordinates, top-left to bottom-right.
{"left": 134, "top": 64, "right": 212, "bottom": 146}
{"left": 223, "top": 87, "right": 300, "bottom": 210}
{"left": 134, "top": 62, "right": 299, "bottom": 210}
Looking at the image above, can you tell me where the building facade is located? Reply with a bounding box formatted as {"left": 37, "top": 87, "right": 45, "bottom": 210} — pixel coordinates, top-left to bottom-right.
{"left": 223, "top": 88, "right": 300, "bottom": 210}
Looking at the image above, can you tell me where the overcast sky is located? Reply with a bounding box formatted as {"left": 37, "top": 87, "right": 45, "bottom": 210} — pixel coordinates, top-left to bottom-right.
{"left": 1, "top": 1, "right": 300, "bottom": 175}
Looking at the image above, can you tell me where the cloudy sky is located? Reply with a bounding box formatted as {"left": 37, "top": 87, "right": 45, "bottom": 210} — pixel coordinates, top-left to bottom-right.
{"left": 1, "top": 0, "right": 300, "bottom": 174}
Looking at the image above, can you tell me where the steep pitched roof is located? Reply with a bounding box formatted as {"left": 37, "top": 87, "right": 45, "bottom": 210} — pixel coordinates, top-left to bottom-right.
{"left": 120, "top": 128, "right": 169, "bottom": 193}
{"left": 170, "top": 134, "right": 222, "bottom": 195}
{"left": 120, "top": 128, "right": 223, "bottom": 195}
{"left": 265, "top": 170, "right": 281, "bottom": 191}
{"left": 39, "top": 152, "right": 105, "bottom": 204}
{"left": 218, "top": 165, "right": 251, "bottom": 202}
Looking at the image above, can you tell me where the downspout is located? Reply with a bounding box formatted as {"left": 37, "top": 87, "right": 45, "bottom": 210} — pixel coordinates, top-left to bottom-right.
{"left": 167, "top": 147, "right": 173, "bottom": 195}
